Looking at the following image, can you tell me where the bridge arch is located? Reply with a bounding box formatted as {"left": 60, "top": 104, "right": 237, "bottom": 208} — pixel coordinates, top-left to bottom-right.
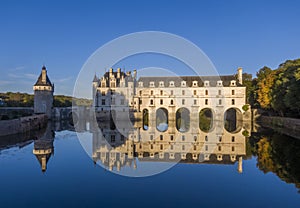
{"left": 199, "top": 108, "right": 214, "bottom": 133}
{"left": 69, "top": 111, "right": 78, "bottom": 126}
{"left": 156, "top": 108, "right": 168, "bottom": 132}
{"left": 224, "top": 107, "right": 243, "bottom": 133}
{"left": 176, "top": 107, "right": 190, "bottom": 132}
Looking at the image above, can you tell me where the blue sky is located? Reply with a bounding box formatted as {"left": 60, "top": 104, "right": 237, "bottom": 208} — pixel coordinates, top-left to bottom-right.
{"left": 0, "top": 0, "right": 299, "bottom": 96}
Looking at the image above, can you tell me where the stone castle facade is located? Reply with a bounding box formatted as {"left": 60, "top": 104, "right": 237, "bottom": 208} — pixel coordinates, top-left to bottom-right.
{"left": 92, "top": 67, "right": 247, "bottom": 123}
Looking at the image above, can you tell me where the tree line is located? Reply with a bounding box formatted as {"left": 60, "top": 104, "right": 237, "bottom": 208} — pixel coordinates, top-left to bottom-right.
{"left": 0, "top": 92, "right": 92, "bottom": 107}
{"left": 245, "top": 58, "right": 300, "bottom": 118}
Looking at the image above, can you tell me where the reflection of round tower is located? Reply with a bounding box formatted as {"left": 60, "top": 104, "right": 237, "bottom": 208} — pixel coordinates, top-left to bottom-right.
{"left": 33, "top": 66, "right": 54, "bottom": 119}
{"left": 33, "top": 123, "right": 55, "bottom": 172}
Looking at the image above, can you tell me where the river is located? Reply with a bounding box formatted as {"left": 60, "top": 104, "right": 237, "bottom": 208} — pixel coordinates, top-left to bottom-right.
{"left": 0, "top": 120, "right": 299, "bottom": 208}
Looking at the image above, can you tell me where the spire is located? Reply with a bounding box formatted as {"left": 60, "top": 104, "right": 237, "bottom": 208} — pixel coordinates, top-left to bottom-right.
{"left": 93, "top": 74, "right": 98, "bottom": 82}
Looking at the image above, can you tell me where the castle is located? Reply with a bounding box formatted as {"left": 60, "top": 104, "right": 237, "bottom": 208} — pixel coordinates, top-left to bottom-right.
{"left": 92, "top": 67, "right": 247, "bottom": 126}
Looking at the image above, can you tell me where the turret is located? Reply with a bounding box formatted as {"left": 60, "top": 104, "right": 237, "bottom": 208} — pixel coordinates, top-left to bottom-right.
{"left": 33, "top": 65, "right": 54, "bottom": 118}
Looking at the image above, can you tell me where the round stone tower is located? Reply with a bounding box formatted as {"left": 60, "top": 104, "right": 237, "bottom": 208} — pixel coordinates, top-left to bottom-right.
{"left": 33, "top": 65, "right": 54, "bottom": 119}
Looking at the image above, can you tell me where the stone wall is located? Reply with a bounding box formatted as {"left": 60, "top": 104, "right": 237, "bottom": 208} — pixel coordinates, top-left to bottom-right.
{"left": 0, "top": 114, "right": 48, "bottom": 136}
{"left": 259, "top": 116, "right": 300, "bottom": 139}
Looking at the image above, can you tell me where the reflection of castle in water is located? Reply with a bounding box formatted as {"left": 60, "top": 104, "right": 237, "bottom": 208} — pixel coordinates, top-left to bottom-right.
{"left": 91, "top": 120, "right": 246, "bottom": 173}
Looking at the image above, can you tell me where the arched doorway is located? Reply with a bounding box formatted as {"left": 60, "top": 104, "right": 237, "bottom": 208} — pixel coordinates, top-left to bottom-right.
{"left": 224, "top": 108, "right": 242, "bottom": 133}
{"left": 156, "top": 108, "right": 168, "bottom": 132}
{"left": 142, "top": 109, "right": 149, "bottom": 130}
{"left": 199, "top": 108, "right": 213, "bottom": 132}
{"left": 176, "top": 108, "right": 190, "bottom": 132}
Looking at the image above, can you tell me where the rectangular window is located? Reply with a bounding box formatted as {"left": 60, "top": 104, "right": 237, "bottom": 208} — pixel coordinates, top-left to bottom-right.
{"left": 139, "top": 90, "right": 142, "bottom": 96}
{"left": 170, "top": 135, "right": 174, "bottom": 141}
{"left": 160, "top": 90, "right": 163, "bottom": 95}
{"left": 194, "top": 99, "right": 197, "bottom": 105}
{"left": 182, "top": 99, "right": 185, "bottom": 105}
{"left": 102, "top": 99, "right": 105, "bottom": 105}
{"left": 160, "top": 135, "right": 163, "bottom": 140}
{"left": 232, "top": 99, "right": 235, "bottom": 105}
{"left": 160, "top": 99, "right": 163, "bottom": 105}
{"left": 205, "top": 99, "right": 208, "bottom": 105}
{"left": 150, "top": 99, "right": 154, "bottom": 105}
{"left": 205, "top": 90, "right": 208, "bottom": 95}
{"left": 194, "top": 90, "right": 197, "bottom": 95}
{"left": 218, "top": 90, "right": 221, "bottom": 95}
{"left": 151, "top": 90, "right": 153, "bottom": 95}
{"left": 111, "top": 135, "right": 115, "bottom": 143}
{"left": 232, "top": 90, "right": 235, "bottom": 95}
{"left": 120, "top": 99, "right": 124, "bottom": 105}
{"left": 232, "top": 136, "right": 235, "bottom": 142}
{"left": 170, "top": 99, "right": 174, "bottom": 105}
{"left": 219, "top": 99, "right": 222, "bottom": 105}
{"left": 170, "top": 90, "right": 173, "bottom": 95}
{"left": 182, "top": 90, "right": 185, "bottom": 95}
{"left": 139, "top": 99, "right": 142, "bottom": 105}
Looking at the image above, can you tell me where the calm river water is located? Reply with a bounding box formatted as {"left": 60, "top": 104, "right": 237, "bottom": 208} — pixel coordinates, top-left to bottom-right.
{"left": 0, "top": 121, "right": 299, "bottom": 208}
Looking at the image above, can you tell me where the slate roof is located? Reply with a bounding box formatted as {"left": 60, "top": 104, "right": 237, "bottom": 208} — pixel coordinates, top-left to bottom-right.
{"left": 98, "top": 71, "right": 134, "bottom": 87}
{"left": 138, "top": 75, "right": 241, "bottom": 87}
{"left": 34, "top": 66, "right": 53, "bottom": 87}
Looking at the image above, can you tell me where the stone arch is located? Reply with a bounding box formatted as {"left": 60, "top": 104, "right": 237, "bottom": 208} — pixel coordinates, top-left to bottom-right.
{"left": 156, "top": 108, "right": 168, "bottom": 132}
{"left": 176, "top": 107, "right": 190, "bottom": 132}
{"left": 224, "top": 107, "right": 243, "bottom": 133}
{"left": 199, "top": 108, "right": 214, "bottom": 132}
{"left": 142, "top": 108, "right": 149, "bottom": 130}
{"left": 69, "top": 111, "right": 78, "bottom": 126}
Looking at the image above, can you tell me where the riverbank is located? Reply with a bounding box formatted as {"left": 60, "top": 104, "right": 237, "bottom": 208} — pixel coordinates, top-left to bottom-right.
{"left": 258, "top": 116, "right": 300, "bottom": 139}
{"left": 0, "top": 114, "right": 48, "bottom": 136}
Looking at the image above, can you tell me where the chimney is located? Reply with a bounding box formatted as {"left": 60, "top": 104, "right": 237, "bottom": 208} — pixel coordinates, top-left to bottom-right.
{"left": 237, "top": 67, "right": 243, "bottom": 85}
{"left": 42, "top": 66, "right": 47, "bottom": 84}
{"left": 117, "top": 68, "right": 121, "bottom": 78}
{"left": 109, "top": 68, "right": 113, "bottom": 77}
{"left": 133, "top": 69, "right": 137, "bottom": 79}
{"left": 238, "top": 156, "right": 243, "bottom": 174}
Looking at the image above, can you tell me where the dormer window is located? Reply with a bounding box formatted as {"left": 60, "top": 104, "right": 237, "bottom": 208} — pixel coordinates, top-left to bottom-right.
{"left": 192, "top": 81, "right": 198, "bottom": 87}
{"left": 101, "top": 81, "right": 106, "bottom": 88}
{"left": 169, "top": 81, "right": 174, "bottom": 87}
{"left": 139, "top": 82, "right": 143, "bottom": 87}
{"left": 110, "top": 81, "right": 116, "bottom": 88}
{"left": 217, "top": 80, "right": 223, "bottom": 87}
{"left": 204, "top": 81, "right": 209, "bottom": 87}
{"left": 230, "top": 80, "right": 236, "bottom": 86}
{"left": 159, "top": 81, "right": 164, "bottom": 87}
{"left": 149, "top": 81, "right": 155, "bottom": 87}
{"left": 181, "top": 81, "right": 186, "bottom": 87}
